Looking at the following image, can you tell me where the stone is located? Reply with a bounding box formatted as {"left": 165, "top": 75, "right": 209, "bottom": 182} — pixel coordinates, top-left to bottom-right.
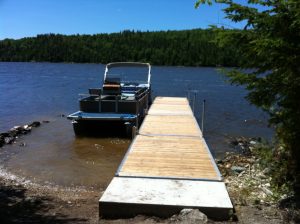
{"left": 23, "top": 125, "right": 32, "bottom": 131}
{"left": 231, "top": 166, "right": 246, "bottom": 173}
{"left": 225, "top": 163, "right": 232, "bottom": 169}
{"left": 262, "top": 187, "right": 273, "bottom": 196}
{"left": 230, "top": 139, "right": 239, "bottom": 146}
{"left": 29, "top": 121, "right": 41, "bottom": 127}
{"left": 19, "top": 142, "right": 26, "bottom": 147}
{"left": 4, "top": 137, "right": 14, "bottom": 144}
{"left": 262, "top": 167, "right": 271, "bottom": 175}
{"left": 171, "top": 209, "right": 208, "bottom": 224}
{"left": 0, "top": 132, "right": 10, "bottom": 137}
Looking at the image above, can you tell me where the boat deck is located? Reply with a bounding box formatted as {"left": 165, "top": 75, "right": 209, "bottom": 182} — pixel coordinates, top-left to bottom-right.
{"left": 100, "top": 97, "right": 232, "bottom": 220}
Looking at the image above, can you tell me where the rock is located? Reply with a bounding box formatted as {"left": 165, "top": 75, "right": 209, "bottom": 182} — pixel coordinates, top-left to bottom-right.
{"left": 258, "top": 172, "right": 267, "bottom": 179}
{"left": 29, "top": 121, "right": 41, "bottom": 127}
{"left": 231, "top": 166, "right": 246, "bottom": 173}
{"left": 249, "top": 140, "right": 257, "bottom": 145}
{"left": 170, "top": 209, "right": 207, "bottom": 224}
{"left": 9, "top": 129, "right": 19, "bottom": 137}
{"left": 42, "top": 120, "right": 50, "bottom": 123}
{"left": 19, "top": 142, "right": 26, "bottom": 147}
{"left": 0, "top": 139, "right": 4, "bottom": 147}
{"left": 215, "top": 158, "right": 222, "bottom": 164}
{"left": 0, "top": 132, "right": 10, "bottom": 139}
{"left": 4, "top": 137, "right": 14, "bottom": 144}
{"left": 225, "top": 163, "right": 232, "bottom": 169}
{"left": 238, "top": 142, "right": 244, "bottom": 146}
{"left": 230, "top": 139, "right": 239, "bottom": 146}
{"left": 262, "top": 167, "right": 271, "bottom": 175}
{"left": 23, "top": 125, "right": 32, "bottom": 131}
{"left": 262, "top": 187, "right": 273, "bottom": 196}
{"left": 238, "top": 171, "right": 246, "bottom": 177}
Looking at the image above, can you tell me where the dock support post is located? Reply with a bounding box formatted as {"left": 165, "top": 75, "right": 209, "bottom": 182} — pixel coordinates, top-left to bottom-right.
{"left": 187, "top": 90, "right": 198, "bottom": 113}
{"left": 201, "top": 99, "right": 206, "bottom": 137}
{"left": 192, "top": 92, "right": 196, "bottom": 113}
{"left": 132, "top": 126, "right": 137, "bottom": 139}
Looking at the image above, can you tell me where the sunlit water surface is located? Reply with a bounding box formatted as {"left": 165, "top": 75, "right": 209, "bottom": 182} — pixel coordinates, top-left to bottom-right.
{"left": 0, "top": 62, "right": 273, "bottom": 188}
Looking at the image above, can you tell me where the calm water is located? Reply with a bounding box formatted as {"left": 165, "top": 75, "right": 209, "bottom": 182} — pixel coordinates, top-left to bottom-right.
{"left": 0, "top": 62, "right": 273, "bottom": 189}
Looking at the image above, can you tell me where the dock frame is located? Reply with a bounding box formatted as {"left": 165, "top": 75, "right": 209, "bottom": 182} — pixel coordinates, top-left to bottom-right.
{"left": 99, "top": 97, "right": 233, "bottom": 220}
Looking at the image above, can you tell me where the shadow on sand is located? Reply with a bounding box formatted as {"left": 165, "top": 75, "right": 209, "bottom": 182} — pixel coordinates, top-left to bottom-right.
{"left": 0, "top": 182, "right": 86, "bottom": 223}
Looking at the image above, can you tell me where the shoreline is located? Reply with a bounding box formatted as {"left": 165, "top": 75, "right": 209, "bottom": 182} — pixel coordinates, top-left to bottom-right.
{"left": 0, "top": 61, "right": 236, "bottom": 69}
{"left": 1, "top": 124, "right": 297, "bottom": 223}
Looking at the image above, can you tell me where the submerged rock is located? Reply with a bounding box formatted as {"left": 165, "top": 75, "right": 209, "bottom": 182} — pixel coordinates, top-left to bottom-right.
{"left": 29, "top": 121, "right": 41, "bottom": 127}
{"left": 19, "top": 142, "right": 26, "bottom": 147}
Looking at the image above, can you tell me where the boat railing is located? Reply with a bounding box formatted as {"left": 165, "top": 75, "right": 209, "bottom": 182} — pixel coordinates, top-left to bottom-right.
{"left": 78, "top": 88, "right": 149, "bottom": 114}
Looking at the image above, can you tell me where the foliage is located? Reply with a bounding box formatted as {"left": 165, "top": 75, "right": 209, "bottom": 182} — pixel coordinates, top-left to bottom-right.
{"left": 252, "top": 140, "right": 292, "bottom": 198}
{"left": 0, "top": 29, "right": 240, "bottom": 67}
{"left": 196, "top": 0, "right": 300, "bottom": 195}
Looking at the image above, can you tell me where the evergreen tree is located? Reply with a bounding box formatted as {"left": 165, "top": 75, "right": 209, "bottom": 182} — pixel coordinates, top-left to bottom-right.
{"left": 196, "top": 0, "right": 300, "bottom": 196}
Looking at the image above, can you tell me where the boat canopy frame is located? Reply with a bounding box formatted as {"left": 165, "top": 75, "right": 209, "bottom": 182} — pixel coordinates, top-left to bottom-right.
{"left": 104, "top": 62, "right": 151, "bottom": 86}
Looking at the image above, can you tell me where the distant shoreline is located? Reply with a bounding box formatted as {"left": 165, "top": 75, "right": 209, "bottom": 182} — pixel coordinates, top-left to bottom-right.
{"left": 0, "top": 61, "right": 232, "bottom": 69}
{"left": 0, "top": 29, "right": 241, "bottom": 67}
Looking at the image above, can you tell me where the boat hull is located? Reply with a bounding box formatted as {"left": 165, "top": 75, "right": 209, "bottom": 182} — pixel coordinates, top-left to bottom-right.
{"left": 72, "top": 120, "right": 135, "bottom": 138}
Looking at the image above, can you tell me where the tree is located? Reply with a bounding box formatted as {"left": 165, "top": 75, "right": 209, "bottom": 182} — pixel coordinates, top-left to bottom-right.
{"left": 0, "top": 29, "right": 240, "bottom": 66}
{"left": 196, "top": 0, "right": 300, "bottom": 196}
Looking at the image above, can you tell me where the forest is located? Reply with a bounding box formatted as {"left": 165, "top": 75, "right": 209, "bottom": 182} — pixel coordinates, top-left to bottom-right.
{"left": 0, "top": 29, "right": 240, "bottom": 67}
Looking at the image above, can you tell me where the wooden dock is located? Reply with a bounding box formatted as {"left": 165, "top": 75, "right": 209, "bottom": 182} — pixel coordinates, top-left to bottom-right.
{"left": 99, "top": 97, "right": 233, "bottom": 220}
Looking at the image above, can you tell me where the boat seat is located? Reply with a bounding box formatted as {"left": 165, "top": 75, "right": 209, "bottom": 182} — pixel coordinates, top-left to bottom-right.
{"left": 89, "top": 88, "right": 102, "bottom": 95}
{"left": 103, "top": 83, "right": 121, "bottom": 95}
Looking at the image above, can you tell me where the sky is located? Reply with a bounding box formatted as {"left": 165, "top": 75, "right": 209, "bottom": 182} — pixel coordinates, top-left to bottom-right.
{"left": 0, "top": 0, "right": 248, "bottom": 40}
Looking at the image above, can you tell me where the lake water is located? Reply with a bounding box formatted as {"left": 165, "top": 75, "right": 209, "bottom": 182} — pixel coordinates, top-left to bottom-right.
{"left": 0, "top": 62, "right": 273, "bottom": 189}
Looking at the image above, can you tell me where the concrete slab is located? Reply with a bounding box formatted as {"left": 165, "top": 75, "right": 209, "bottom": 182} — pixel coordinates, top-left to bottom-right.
{"left": 99, "top": 177, "right": 233, "bottom": 220}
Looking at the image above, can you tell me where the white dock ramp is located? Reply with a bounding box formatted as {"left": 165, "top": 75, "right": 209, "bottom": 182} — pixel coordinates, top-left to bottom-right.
{"left": 99, "top": 97, "right": 233, "bottom": 220}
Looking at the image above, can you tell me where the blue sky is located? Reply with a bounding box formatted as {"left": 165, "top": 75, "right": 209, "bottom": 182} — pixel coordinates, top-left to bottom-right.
{"left": 0, "top": 0, "right": 247, "bottom": 40}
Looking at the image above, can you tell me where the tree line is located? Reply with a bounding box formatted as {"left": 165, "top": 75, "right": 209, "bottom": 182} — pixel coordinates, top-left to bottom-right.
{"left": 0, "top": 29, "right": 240, "bottom": 67}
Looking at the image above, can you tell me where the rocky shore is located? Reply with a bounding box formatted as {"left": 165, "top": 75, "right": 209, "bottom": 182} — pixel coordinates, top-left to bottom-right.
{"left": 0, "top": 121, "right": 43, "bottom": 147}
{"left": 217, "top": 136, "right": 299, "bottom": 223}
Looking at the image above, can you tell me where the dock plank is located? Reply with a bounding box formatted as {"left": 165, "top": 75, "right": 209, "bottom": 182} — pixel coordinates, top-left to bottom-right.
{"left": 148, "top": 103, "right": 193, "bottom": 116}
{"left": 117, "top": 96, "right": 221, "bottom": 181}
{"left": 118, "top": 135, "right": 219, "bottom": 180}
{"left": 139, "top": 115, "right": 201, "bottom": 137}
{"left": 152, "top": 97, "right": 189, "bottom": 105}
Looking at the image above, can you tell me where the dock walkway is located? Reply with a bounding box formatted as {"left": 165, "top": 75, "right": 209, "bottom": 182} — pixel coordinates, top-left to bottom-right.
{"left": 99, "top": 97, "right": 233, "bottom": 220}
